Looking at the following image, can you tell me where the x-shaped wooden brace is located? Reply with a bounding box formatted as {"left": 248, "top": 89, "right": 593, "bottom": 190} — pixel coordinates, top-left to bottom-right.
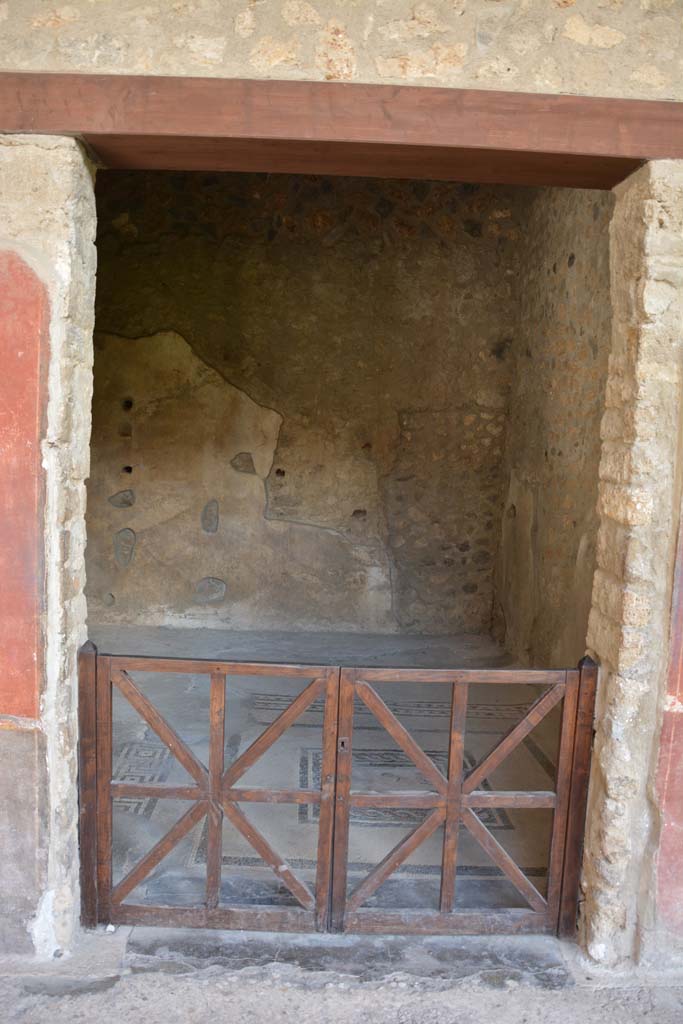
{"left": 346, "top": 680, "right": 564, "bottom": 914}
{"left": 109, "top": 669, "right": 326, "bottom": 912}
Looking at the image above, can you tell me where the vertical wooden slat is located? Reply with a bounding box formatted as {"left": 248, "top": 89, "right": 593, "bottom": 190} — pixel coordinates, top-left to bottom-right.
{"left": 557, "top": 657, "right": 599, "bottom": 938}
{"left": 206, "top": 671, "right": 226, "bottom": 911}
{"left": 314, "top": 667, "right": 341, "bottom": 930}
{"left": 95, "top": 654, "right": 113, "bottom": 922}
{"left": 546, "top": 669, "right": 581, "bottom": 928}
{"left": 330, "top": 668, "right": 356, "bottom": 931}
{"left": 440, "top": 682, "right": 468, "bottom": 913}
{"left": 78, "top": 641, "right": 98, "bottom": 928}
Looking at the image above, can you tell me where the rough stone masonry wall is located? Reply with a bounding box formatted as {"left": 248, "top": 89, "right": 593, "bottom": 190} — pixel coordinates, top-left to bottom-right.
{"left": 87, "top": 172, "right": 523, "bottom": 635}
{"left": 0, "top": 1, "right": 681, "bottom": 102}
{"left": 582, "top": 161, "right": 683, "bottom": 965}
{"left": 495, "top": 188, "right": 613, "bottom": 669}
{"left": 0, "top": 136, "right": 96, "bottom": 955}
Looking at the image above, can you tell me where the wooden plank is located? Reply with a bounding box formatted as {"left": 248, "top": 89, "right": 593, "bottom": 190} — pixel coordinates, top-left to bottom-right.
{"left": 440, "top": 683, "right": 468, "bottom": 913}
{"left": 113, "top": 669, "right": 208, "bottom": 787}
{"left": 109, "top": 903, "right": 316, "bottom": 932}
{"left": 330, "top": 669, "right": 356, "bottom": 931}
{"left": 111, "top": 783, "right": 202, "bottom": 800}
{"left": 558, "top": 658, "right": 599, "bottom": 938}
{"left": 206, "top": 671, "right": 226, "bottom": 911}
{"left": 223, "top": 676, "right": 325, "bottom": 787}
{"left": 461, "top": 808, "right": 547, "bottom": 914}
{"left": 342, "top": 908, "right": 551, "bottom": 936}
{"left": 111, "top": 800, "right": 208, "bottom": 905}
{"left": 108, "top": 654, "right": 564, "bottom": 685}
{"left": 222, "top": 800, "right": 315, "bottom": 912}
{"left": 78, "top": 641, "right": 98, "bottom": 928}
{"left": 2, "top": 73, "right": 683, "bottom": 188}
{"left": 350, "top": 792, "right": 446, "bottom": 809}
{"left": 314, "top": 667, "right": 341, "bottom": 931}
{"left": 355, "top": 681, "right": 447, "bottom": 795}
{"left": 546, "top": 670, "right": 580, "bottom": 929}
{"left": 95, "top": 654, "right": 113, "bottom": 922}
{"left": 109, "top": 655, "right": 331, "bottom": 676}
{"left": 85, "top": 135, "right": 640, "bottom": 190}
{"left": 356, "top": 668, "right": 567, "bottom": 685}
{"left": 463, "top": 791, "right": 557, "bottom": 809}
{"left": 224, "top": 787, "right": 321, "bottom": 805}
{"left": 347, "top": 807, "right": 446, "bottom": 913}
{"left": 463, "top": 684, "right": 565, "bottom": 793}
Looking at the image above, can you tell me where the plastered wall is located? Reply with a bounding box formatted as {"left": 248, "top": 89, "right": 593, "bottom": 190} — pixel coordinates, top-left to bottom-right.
{"left": 0, "top": 1, "right": 680, "bottom": 102}
{"left": 87, "top": 171, "right": 525, "bottom": 635}
{"left": 495, "top": 188, "right": 614, "bottom": 668}
{"left": 0, "top": 136, "right": 96, "bottom": 955}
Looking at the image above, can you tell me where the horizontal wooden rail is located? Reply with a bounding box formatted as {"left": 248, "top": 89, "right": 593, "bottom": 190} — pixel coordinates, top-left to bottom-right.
{"left": 5, "top": 73, "right": 682, "bottom": 186}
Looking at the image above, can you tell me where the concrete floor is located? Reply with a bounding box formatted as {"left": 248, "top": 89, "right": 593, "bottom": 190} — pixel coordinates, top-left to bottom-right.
{"left": 93, "top": 627, "right": 558, "bottom": 916}
{"left": 2, "top": 927, "right": 683, "bottom": 1023}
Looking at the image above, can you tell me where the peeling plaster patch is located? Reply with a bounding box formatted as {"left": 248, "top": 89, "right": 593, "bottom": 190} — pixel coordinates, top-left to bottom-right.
{"left": 231, "top": 451, "right": 256, "bottom": 475}
{"left": 114, "top": 528, "right": 136, "bottom": 567}
{"left": 30, "top": 889, "right": 58, "bottom": 959}
{"left": 201, "top": 498, "right": 219, "bottom": 533}
{"left": 664, "top": 694, "right": 683, "bottom": 713}
{"left": 108, "top": 489, "right": 135, "bottom": 508}
{"left": 563, "top": 14, "right": 626, "bottom": 49}
{"left": 194, "top": 576, "right": 227, "bottom": 603}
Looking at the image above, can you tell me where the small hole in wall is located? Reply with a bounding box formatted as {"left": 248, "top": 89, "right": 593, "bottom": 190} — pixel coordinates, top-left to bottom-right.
{"left": 568, "top": 253, "right": 576, "bottom": 268}
{"left": 122, "top": 397, "right": 134, "bottom": 411}
{"left": 275, "top": 468, "right": 286, "bottom": 478}
{"left": 122, "top": 465, "right": 133, "bottom": 474}
{"left": 352, "top": 509, "right": 367, "bottom": 519}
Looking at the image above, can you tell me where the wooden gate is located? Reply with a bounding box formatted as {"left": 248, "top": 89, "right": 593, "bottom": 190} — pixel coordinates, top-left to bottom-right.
{"left": 78, "top": 644, "right": 597, "bottom": 937}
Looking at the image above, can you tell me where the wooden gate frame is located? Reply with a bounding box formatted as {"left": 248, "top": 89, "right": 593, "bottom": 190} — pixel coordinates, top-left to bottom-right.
{"left": 79, "top": 646, "right": 340, "bottom": 932}
{"left": 330, "top": 663, "right": 597, "bottom": 936}
{"left": 78, "top": 643, "right": 597, "bottom": 937}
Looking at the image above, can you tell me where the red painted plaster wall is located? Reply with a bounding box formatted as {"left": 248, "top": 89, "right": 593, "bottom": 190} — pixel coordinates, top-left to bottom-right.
{"left": 0, "top": 251, "right": 49, "bottom": 720}
{"left": 657, "top": 515, "right": 683, "bottom": 935}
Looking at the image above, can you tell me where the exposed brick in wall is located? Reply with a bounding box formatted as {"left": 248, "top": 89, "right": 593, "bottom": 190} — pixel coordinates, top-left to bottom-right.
{"left": 495, "top": 188, "right": 613, "bottom": 669}
{"left": 0, "top": 135, "right": 97, "bottom": 956}
{"left": 0, "top": 1, "right": 680, "bottom": 101}
{"left": 584, "top": 161, "right": 683, "bottom": 965}
{"left": 87, "top": 172, "right": 524, "bottom": 636}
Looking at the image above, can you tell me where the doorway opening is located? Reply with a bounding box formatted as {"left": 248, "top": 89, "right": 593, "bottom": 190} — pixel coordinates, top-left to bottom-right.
{"left": 80, "top": 171, "right": 612, "bottom": 936}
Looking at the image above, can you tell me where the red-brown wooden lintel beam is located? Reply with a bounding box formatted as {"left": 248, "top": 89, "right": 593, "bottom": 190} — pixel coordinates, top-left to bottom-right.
{"left": 1, "top": 72, "right": 682, "bottom": 188}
